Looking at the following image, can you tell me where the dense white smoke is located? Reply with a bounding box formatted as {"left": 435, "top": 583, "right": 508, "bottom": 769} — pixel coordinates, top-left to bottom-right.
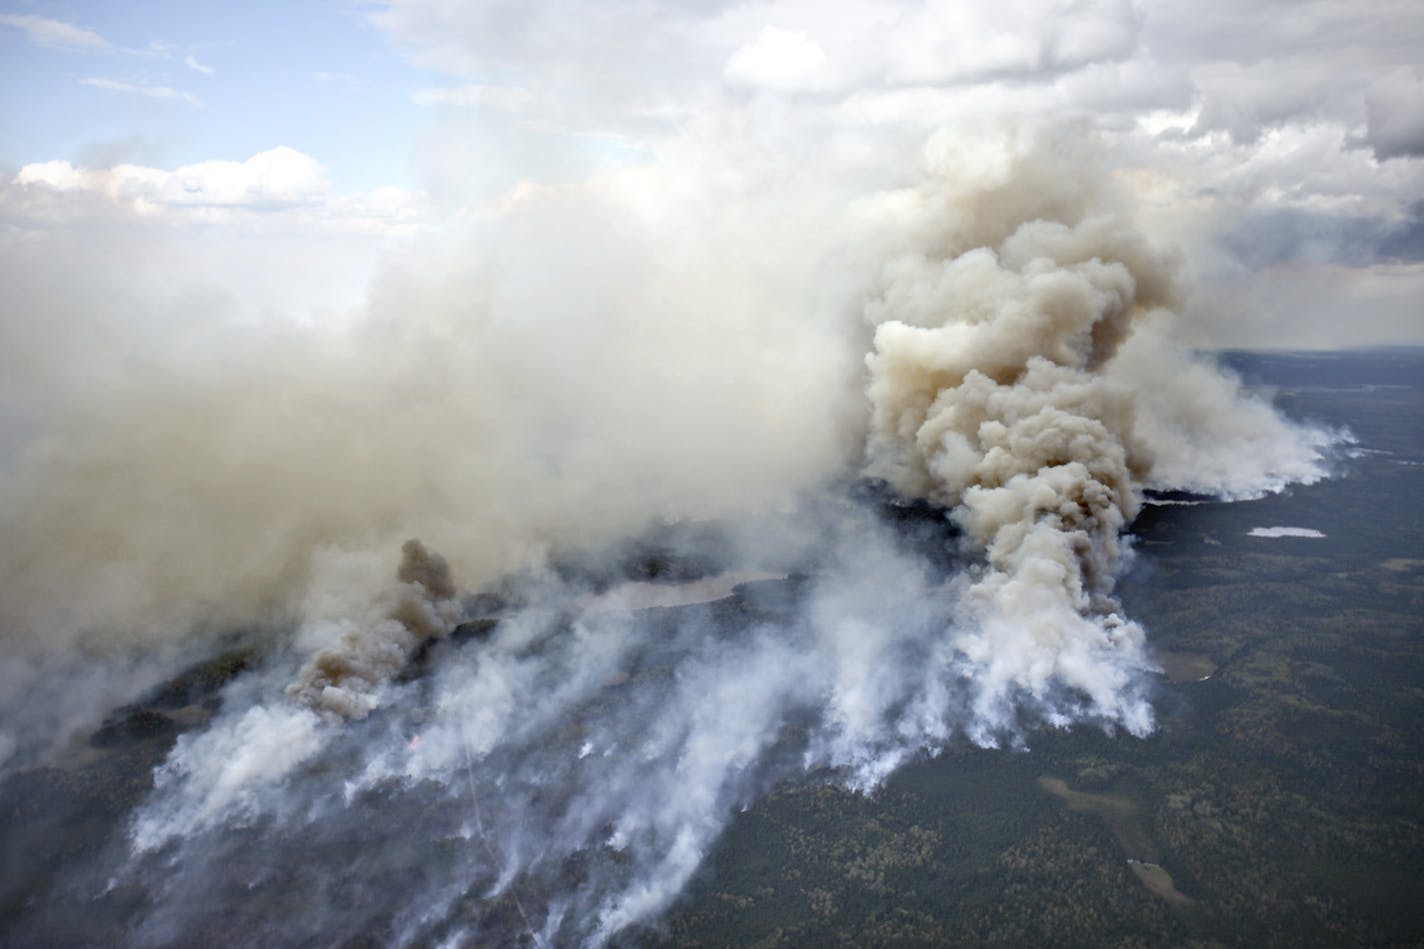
{"left": 0, "top": 123, "right": 1338, "bottom": 943}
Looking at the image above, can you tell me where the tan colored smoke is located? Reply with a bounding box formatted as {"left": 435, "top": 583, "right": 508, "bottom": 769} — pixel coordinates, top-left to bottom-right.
{"left": 0, "top": 157, "right": 862, "bottom": 665}
{"left": 287, "top": 539, "right": 459, "bottom": 719}
{"left": 863, "top": 128, "right": 1186, "bottom": 732}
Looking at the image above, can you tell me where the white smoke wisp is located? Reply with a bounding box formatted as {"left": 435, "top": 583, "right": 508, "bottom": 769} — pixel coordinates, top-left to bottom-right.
{"left": 124, "top": 512, "right": 952, "bottom": 944}
{"left": 130, "top": 702, "right": 325, "bottom": 853}
{"left": 1107, "top": 328, "right": 1342, "bottom": 498}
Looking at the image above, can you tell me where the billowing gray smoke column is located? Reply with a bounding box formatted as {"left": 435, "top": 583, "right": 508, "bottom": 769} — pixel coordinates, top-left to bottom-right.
{"left": 855, "top": 130, "right": 1332, "bottom": 743}
{"left": 864, "top": 208, "right": 1170, "bottom": 739}
{"left": 288, "top": 539, "right": 461, "bottom": 719}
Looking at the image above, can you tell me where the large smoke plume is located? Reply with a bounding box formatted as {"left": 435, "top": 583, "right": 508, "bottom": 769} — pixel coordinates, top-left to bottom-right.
{"left": 0, "top": 123, "right": 1336, "bottom": 943}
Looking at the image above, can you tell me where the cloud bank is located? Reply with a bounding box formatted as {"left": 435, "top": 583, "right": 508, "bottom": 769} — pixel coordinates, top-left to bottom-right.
{"left": 382, "top": 0, "right": 1424, "bottom": 347}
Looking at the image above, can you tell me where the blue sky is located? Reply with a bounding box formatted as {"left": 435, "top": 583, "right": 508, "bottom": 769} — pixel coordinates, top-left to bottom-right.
{"left": 1, "top": 1, "right": 427, "bottom": 190}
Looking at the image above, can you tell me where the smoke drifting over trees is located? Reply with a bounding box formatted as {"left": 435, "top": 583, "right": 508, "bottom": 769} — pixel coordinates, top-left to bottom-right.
{"left": 0, "top": 122, "right": 1338, "bottom": 943}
